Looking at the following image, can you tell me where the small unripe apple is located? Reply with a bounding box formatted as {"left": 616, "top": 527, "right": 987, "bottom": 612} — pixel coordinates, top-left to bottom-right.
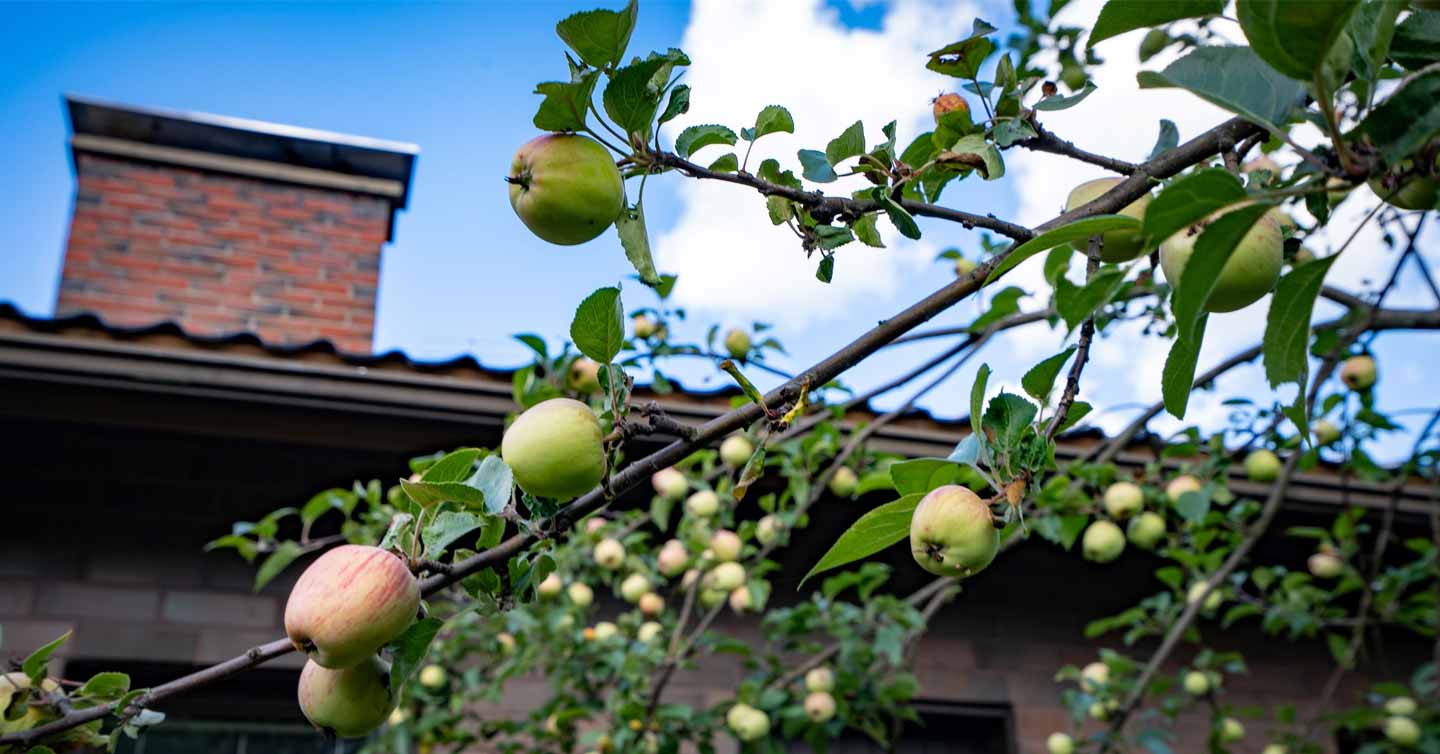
{"left": 686, "top": 490, "right": 720, "bottom": 517}
{"left": 1262, "top": 745, "right": 1287, "bottom": 754}
{"left": 538, "top": 573, "right": 563, "bottom": 599}
{"left": 828, "top": 466, "right": 859, "bottom": 498}
{"left": 1340, "top": 354, "right": 1377, "bottom": 391}
{"left": 652, "top": 468, "right": 688, "bottom": 500}
{"left": 1187, "top": 581, "right": 1223, "bottom": 612}
{"left": 1219, "top": 717, "right": 1245, "bottom": 743}
{"left": 1243, "top": 155, "right": 1282, "bottom": 176}
{"left": 700, "top": 588, "right": 726, "bottom": 608}
{"left": 543, "top": 714, "right": 562, "bottom": 736}
{"left": 954, "top": 256, "right": 977, "bottom": 277}
{"left": 298, "top": 656, "right": 394, "bottom": 738}
{"left": 568, "top": 358, "right": 602, "bottom": 394}
{"left": 388, "top": 708, "right": 408, "bottom": 726}
{"left": 584, "top": 516, "right": 608, "bottom": 534}
{"left": 1082, "top": 520, "right": 1126, "bottom": 563}
{"left": 1128, "top": 512, "right": 1167, "bottom": 549}
{"left": 1089, "top": 701, "right": 1111, "bottom": 720}
{"left": 1102, "top": 481, "right": 1144, "bottom": 519}
{"left": 501, "top": 398, "right": 606, "bottom": 501}
{"left": 707, "top": 561, "right": 746, "bottom": 591}
{"left": 806, "top": 667, "right": 835, "bottom": 693}
{"left": 726, "top": 703, "right": 771, "bottom": 742}
{"left": 582, "top": 626, "right": 597, "bottom": 641}
{"left": 1080, "top": 661, "right": 1109, "bottom": 693}
{"left": 1060, "top": 61, "right": 1087, "bottom": 92}
{"left": 1160, "top": 210, "right": 1283, "bottom": 312}
{"left": 723, "top": 329, "right": 751, "bottom": 359}
{"left": 637, "top": 621, "right": 663, "bottom": 642}
{"left": 508, "top": 133, "right": 624, "bottom": 246}
{"left": 1370, "top": 160, "right": 1439, "bottom": 210}
{"left": 418, "top": 664, "right": 446, "bottom": 689}
{"left": 594, "top": 538, "right": 626, "bottom": 570}
{"left": 909, "top": 485, "right": 1000, "bottom": 578}
{"left": 1313, "top": 419, "right": 1342, "bottom": 446}
{"left": 1047, "top": 732, "right": 1075, "bottom": 754}
{"left": 710, "top": 530, "right": 742, "bottom": 562}
{"left": 1065, "top": 177, "right": 1152, "bottom": 262}
{"left": 1183, "top": 670, "right": 1210, "bottom": 695}
{"left": 657, "top": 540, "right": 689, "bottom": 576}
{"left": 1387, "top": 696, "right": 1419, "bottom": 716}
{"left": 593, "top": 621, "right": 618, "bottom": 640}
{"left": 1244, "top": 450, "right": 1282, "bottom": 483}
{"left": 555, "top": 614, "right": 575, "bottom": 632}
{"left": 720, "top": 435, "right": 754, "bottom": 468}
{"left": 620, "top": 573, "right": 651, "bottom": 603}
{"left": 1166, "top": 475, "right": 1202, "bottom": 503}
{"left": 728, "top": 586, "right": 753, "bottom": 613}
{"left": 638, "top": 592, "right": 664, "bottom": 617}
{"left": 1292, "top": 246, "right": 1315, "bottom": 265}
{"left": 804, "top": 691, "right": 836, "bottom": 723}
{"left": 0, "top": 673, "right": 60, "bottom": 733}
{"left": 496, "top": 632, "right": 516, "bottom": 654}
{"left": 1386, "top": 715, "right": 1422, "bottom": 746}
{"left": 756, "top": 515, "right": 783, "bottom": 546}
{"left": 1308, "top": 550, "right": 1344, "bottom": 579}
{"left": 932, "top": 92, "right": 969, "bottom": 124}
{"left": 681, "top": 568, "right": 700, "bottom": 589}
{"left": 633, "top": 314, "right": 658, "bottom": 339}
{"left": 1139, "top": 28, "right": 1169, "bottom": 58}
{"left": 568, "top": 582, "right": 594, "bottom": 608}
{"left": 285, "top": 545, "right": 420, "bottom": 669}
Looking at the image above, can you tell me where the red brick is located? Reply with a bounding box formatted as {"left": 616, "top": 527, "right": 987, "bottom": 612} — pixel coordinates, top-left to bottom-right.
{"left": 211, "top": 227, "right": 262, "bottom": 242}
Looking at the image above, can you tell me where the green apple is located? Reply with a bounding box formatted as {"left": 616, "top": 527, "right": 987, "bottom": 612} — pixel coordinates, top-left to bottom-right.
{"left": 285, "top": 544, "right": 420, "bottom": 669}
{"left": 1262, "top": 745, "right": 1287, "bottom": 754}
{"left": 954, "top": 256, "right": 977, "bottom": 277}
{"left": 806, "top": 667, "right": 834, "bottom": 693}
{"left": 804, "top": 691, "right": 836, "bottom": 723}
{"left": 1313, "top": 419, "right": 1342, "bottom": 446}
{"left": 297, "top": 656, "right": 394, "bottom": 738}
{"left": 1166, "top": 475, "right": 1202, "bottom": 503}
{"left": 1102, "top": 481, "right": 1144, "bottom": 519}
{"left": 620, "top": 573, "right": 650, "bottom": 603}
{"left": 538, "top": 573, "right": 563, "bottom": 599}
{"left": 685, "top": 489, "right": 720, "bottom": 517}
{"left": 756, "top": 515, "right": 783, "bottom": 546}
{"left": 710, "top": 530, "right": 742, "bottom": 562}
{"left": 593, "top": 621, "right": 618, "bottom": 641}
{"left": 388, "top": 708, "right": 408, "bottom": 726}
{"left": 1160, "top": 208, "right": 1283, "bottom": 312}
{"left": 723, "top": 329, "right": 752, "bottom": 359}
{"left": 418, "top": 664, "right": 446, "bottom": 689}
{"left": 508, "top": 134, "right": 624, "bottom": 246}
{"left": 1244, "top": 450, "right": 1282, "bottom": 483}
{"left": 707, "top": 562, "right": 746, "bottom": 591}
{"left": 568, "top": 358, "right": 602, "bottom": 394}
{"left": 720, "top": 435, "right": 754, "bottom": 468}
{"left": 1387, "top": 697, "right": 1418, "bottom": 716}
{"left": 657, "top": 539, "right": 689, "bottom": 576}
{"left": 1386, "top": 716, "right": 1421, "bottom": 746}
{"left": 1340, "top": 354, "right": 1377, "bottom": 391}
{"left": 1064, "top": 178, "right": 1153, "bottom": 262}
{"left": 1081, "top": 662, "right": 1109, "bottom": 692}
{"left": 1082, "top": 520, "right": 1125, "bottom": 563}
{"left": 1060, "top": 62, "right": 1087, "bottom": 92}
{"left": 638, "top": 592, "right": 664, "bottom": 617}
{"left": 501, "top": 398, "right": 606, "bottom": 501}
{"left": 1139, "top": 28, "right": 1169, "bottom": 59}
{"left": 932, "top": 92, "right": 969, "bottom": 124}
{"left": 1047, "top": 732, "right": 1075, "bottom": 754}
{"left": 1128, "top": 512, "right": 1167, "bottom": 549}
{"left": 828, "top": 466, "right": 859, "bottom": 497}
{"left": 1243, "top": 155, "right": 1282, "bottom": 176}
{"left": 637, "top": 621, "right": 663, "bottom": 642}
{"left": 594, "top": 538, "right": 626, "bottom": 570}
{"left": 1370, "top": 165, "right": 1439, "bottom": 211}
{"left": 1308, "top": 550, "right": 1344, "bottom": 579}
{"left": 1183, "top": 670, "right": 1210, "bottom": 696}
{"left": 0, "top": 673, "right": 60, "bottom": 734}
{"left": 909, "top": 485, "right": 1000, "bottom": 578}
{"left": 1187, "top": 581, "right": 1223, "bottom": 612}
{"left": 726, "top": 703, "right": 771, "bottom": 742}
{"left": 633, "top": 314, "right": 658, "bottom": 339}
{"left": 728, "top": 586, "right": 753, "bottom": 613}
{"left": 1219, "top": 717, "right": 1245, "bottom": 744}
{"left": 651, "top": 468, "right": 689, "bottom": 500}
{"left": 1292, "top": 247, "right": 1315, "bottom": 265}
{"left": 700, "top": 588, "right": 727, "bottom": 608}
{"left": 568, "top": 582, "right": 594, "bottom": 608}
{"left": 496, "top": 632, "right": 516, "bottom": 654}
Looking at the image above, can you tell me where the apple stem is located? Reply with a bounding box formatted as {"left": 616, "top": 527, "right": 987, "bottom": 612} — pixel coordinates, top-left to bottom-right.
{"left": 504, "top": 174, "right": 529, "bottom": 189}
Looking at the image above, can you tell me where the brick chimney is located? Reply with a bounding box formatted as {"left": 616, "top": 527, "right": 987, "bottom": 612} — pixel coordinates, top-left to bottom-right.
{"left": 56, "top": 96, "right": 417, "bottom": 354}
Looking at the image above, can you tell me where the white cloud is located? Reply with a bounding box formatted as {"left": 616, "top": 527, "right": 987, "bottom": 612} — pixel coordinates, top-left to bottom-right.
{"left": 655, "top": 0, "right": 976, "bottom": 328}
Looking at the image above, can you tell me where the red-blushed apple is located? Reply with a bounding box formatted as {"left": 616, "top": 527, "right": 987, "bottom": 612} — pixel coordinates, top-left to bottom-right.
{"left": 501, "top": 398, "right": 605, "bottom": 501}
{"left": 568, "top": 582, "right": 594, "bottom": 608}
{"left": 828, "top": 466, "right": 858, "bottom": 497}
{"left": 1166, "top": 475, "right": 1203, "bottom": 503}
{"left": 932, "top": 92, "right": 968, "bottom": 123}
{"left": 657, "top": 539, "right": 689, "bottom": 576}
{"left": 685, "top": 489, "right": 720, "bottom": 517}
{"left": 1160, "top": 209, "right": 1283, "bottom": 312}
{"left": 909, "top": 485, "right": 999, "bottom": 578}
{"left": 806, "top": 667, "right": 834, "bottom": 693}
{"left": 638, "top": 592, "right": 664, "bottom": 617}
{"left": 594, "top": 538, "right": 625, "bottom": 570}
{"left": 723, "top": 329, "right": 751, "bottom": 359}
{"left": 706, "top": 561, "right": 746, "bottom": 592}
{"left": 755, "top": 514, "right": 783, "bottom": 546}
{"left": 285, "top": 544, "right": 419, "bottom": 669}
{"left": 1245, "top": 449, "right": 1282, "bottom": 482}
{"left": 507, "top": 134, "right": 623, "bottom": 246}
{"left": 719, "top": 435, "right": 753, "bottom": 468}
{"left": 297, "top": 656, "right": 394, "bottom": 738}
{"left": 728, "top": 586, "right": 753, "bottom": 613}
{"left": 1127, "top": 512, "right": 1166, "bottom": 549}
{"left": 1064, "top": 178, "right": 1153, "bottom": 262}
{"left": 1102, "top": 482, "right": 1143, "bottom": 518}
{"left": 651, "top": 468, "right": 688, "bottom": 501}
{"left": 709, "top": 530, "right": 741, "bottom": 562}
{"left": 584, "top": 516, "right": 608, "bottom": 535}
{"left": 1340, "top": 354, "right": 1377, "bottom": 391}
{"left": 620, "top": 573, "right": 650, "bottom": 603}
{"left": 804, "top": 691, "right": 836, "bottom": 723}
{"left": 1082, "top": 520, "right": 1125, "bottom": 563}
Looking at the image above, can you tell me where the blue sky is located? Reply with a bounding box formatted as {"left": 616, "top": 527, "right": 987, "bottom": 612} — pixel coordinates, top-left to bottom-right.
{"left": 1, "top": 0, "right": 1435, "bottom": 463}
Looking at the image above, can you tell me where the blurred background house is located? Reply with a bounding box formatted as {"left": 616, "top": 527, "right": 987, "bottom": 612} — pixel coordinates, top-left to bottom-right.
{"left": 0, "top": 99, "right": 1431, "bottom": 754}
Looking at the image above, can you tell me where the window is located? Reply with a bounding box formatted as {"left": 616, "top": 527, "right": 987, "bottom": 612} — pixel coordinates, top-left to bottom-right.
{"left": 791, "top": 701, "right": 1013, "bottom": 754}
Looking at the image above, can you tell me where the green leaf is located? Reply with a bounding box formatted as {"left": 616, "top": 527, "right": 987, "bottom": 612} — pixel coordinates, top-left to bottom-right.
{"left": 602, "top": 56, "right": 671, "bottom": 136}
{"left": 468, "top": 455, "right": 514, "bottom": 516}
{"left": 570, "top": 286, "right": 625, "bottom": 363}
{"left": 1056, "top": 268, "right": 1127, "bottom": 332}
{"left": 969, "top": 286, "right": 1025, "bottom": 333}
{"left": 798, "top": 149, "right": 838, "bottom": 182}
{"left": 852, "top": 213, "right": 884, "bottom": 248}
{"left": 399, "top": 479, "right": 485, "bottom": 509}
{"left": 708, "top": 153, "right": 738, "bottom": 172}
{"left": 658, "top": 84, "right": 690, "bottom": 125}
{"left": 254, "top": 541, "right": 304, "bottom": 592}
{"left": 1137, "top": 46, "right": 1305, "bottom": 130}
{"left": 992, "top": 118, "right": 1037, "bottom": 147}
{"left": 1264, "top": 254, "right": 1340, "bottom": 388}
{"left": 1022, "top": 347, "right": 1077, "bottom": 402}
{"left": 1358, "top": 69, "right": 1440, "bottom": 165}
{"left": 23, "top": 631, "right": 71, "bottom": 682}
{"left": 939, "top": 134, "right": 1006, "bottom": 180}
{"left": 890, "top": 458, "right": 968, "bottom": 496}
{"left": 77, "top": 672, "right": 130, "bottom": 701}
{"left": 1142, "top": 168, "right": 1247, "bottom": 246}
{"left": 555, "top": 0, "right": 638, "bottom": 69}
{"left": 1391, "top": 10, "right": 1440, "bottom": 70}
{"left": 871, "top": 188, "right": 921, "bottom": 240}
{"left": 1162, "top": 314, "right": 1208, "bottom": 419}
{"left": 1172, "top": 203, "right": 1273, "bottom": 343}
{"left": 616, "top": 200, "right": 660, "bottom": 285}
{"left": 388, "top": 617, "right": 444, "bottom": 696}
{"left": 813, "top": 225, "right": 854, "bottom": 251}
{"left": 926, "top": 20, "right": 997, "bottom": 79}
{"left": 1236, "top": 0, "right": 1360, "bottom": 80}
{"left": 816, "top": 255, "right": 834, "bottom": 283}
{"left": 300, "top": 489, "right": 350, "bottom": 528}
{"left": 423, "top": 511, "right": 486, "bottom": 559}
{"left": 1175, "top": 489, "right": 1211, "bottom": 522}
{"left": 532, "top": 73, "right": 598, "bottom": 132}
{"left": 422, "top": 448, "right": 482, "bottom": 484}
{"left": 982, "top": 392, "right": 1038, "bottom": 449}
{"left": 745, "top": 105, "right": 794, "bottom": 141}
{"left": 1344, "top": 1, "right": 1405, "bottom": 103}
{"left": 985, "top": 215, "right": 1142, "bottom": 284}
{"left": 1149, "top": 119, "right": 1179, "bottom": 159}
{"left": 1034, "top": 82, "right": 1098, "bottom": 111}
{"left": 204, "top": 534, "right": 258, "bottom": 563}
{"left": 1055, "top": 401, "right": 1092, "bottom": 433}
{"left": 970, "top": 364, "right": 990, "bottom": 437}
{"left": 1087, "top": 0, "right": 1226, "bottom": 49}
{"left": 825, "top": 120, "right": 866, "bottom": 165}
{"left": 800, "top": 494, "right": 923, "bottom": 585}
{"left": 674, "top": 124, "right": 737, "bottom": 159}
